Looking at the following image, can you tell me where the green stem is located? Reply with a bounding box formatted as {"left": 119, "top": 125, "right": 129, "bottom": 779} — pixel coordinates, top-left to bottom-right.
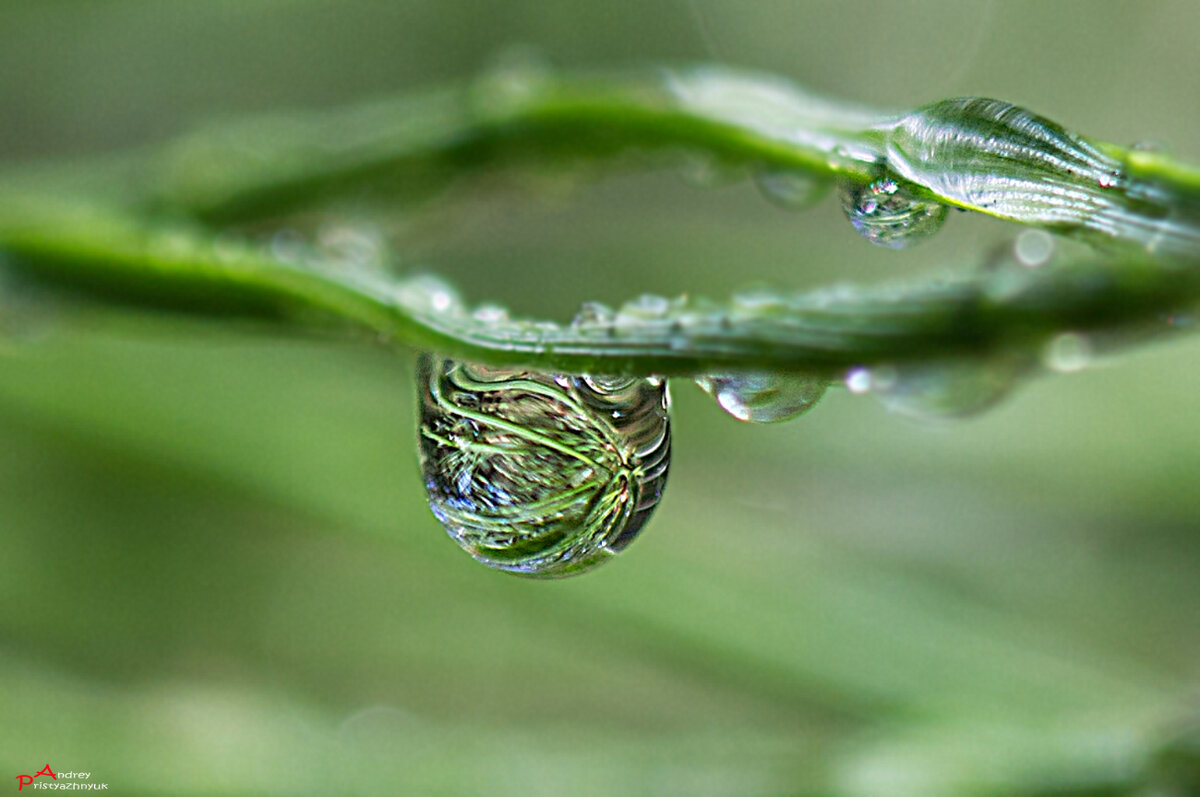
{"left": 2, "top": 65, "right": 1200, "bottom": 377}
{"left": 2, "top": 192, "right": 1196, "bottom": 377}
{"left": 125, "top": 66, "right": 1200, "bottom": 256}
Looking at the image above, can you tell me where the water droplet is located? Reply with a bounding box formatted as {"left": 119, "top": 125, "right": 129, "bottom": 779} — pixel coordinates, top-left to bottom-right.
{"left": 318, "top": 224, "right": 384, "bottom": 268}
{"left": 417, "top": 355, "right": 671, "bottom": 577}
{"left": 397, "top": 275, "right": 463, "bottom": 316}
{"left": 844, "top": 367, "right": 873, "bottom": 394}
{"left": 572, "top": 301, "right": 615, "bottom": 326}
{"left": 753, "top": 167, "right": 830, "bottom": 210}
{"left": 269, "top": 229, "right": 306, "bottom": 264}
{"left": 1043, "top": 333, "right": 1092, "bottom": 373}
{"left": 471, "top": 303, "right": 510, "bottom": 324}
{"left": 695, "top": 371, "right": 827, "bottom": 423}
{"left": 473, "top": 46, "right": 554, "bottom": 115}
{"left": 840, "top": 178, "right": 947, "bottom": 249}
{"left": 618, "top": 294, "right": 670, "bottom": 319}
{"left": 868, "top": 359, "right": 1025, "bottom": 419}
{"left": 1013, "top": 229, "right": 1055, "bottom": 268}
{"left": 731, "top": 284, "right": 786, "bottom": 317}
{"left": 615, "top": 294, "right": 672, "bottom": 333}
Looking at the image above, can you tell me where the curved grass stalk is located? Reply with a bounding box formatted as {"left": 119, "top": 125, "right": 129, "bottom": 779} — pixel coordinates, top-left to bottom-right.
{"left": 2, "top": 191, "right": 1198, "bottom": 377}
{"left": 126, "top": 66, "right": 1200, "bottom": 256}
{"left": 2, "top": 65, "right": 1200, "bottom": 378}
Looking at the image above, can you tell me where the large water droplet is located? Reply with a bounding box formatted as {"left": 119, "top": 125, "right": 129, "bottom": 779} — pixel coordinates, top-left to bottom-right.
{"left": 695, "top": 371, "right": 827, "bottom": 423}
{"left": 840, "top": 177, "right": 948, "bottom": 249}
{"left": 753, "top": 167, "right": 830, "bottom": 210}
{"left": 417, "top": 355, "right": 671, "bottom": 578}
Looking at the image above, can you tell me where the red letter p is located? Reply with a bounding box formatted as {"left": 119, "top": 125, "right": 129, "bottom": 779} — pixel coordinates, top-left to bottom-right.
{"left": 15, "top": 775, "right": 33, "bottom": 790}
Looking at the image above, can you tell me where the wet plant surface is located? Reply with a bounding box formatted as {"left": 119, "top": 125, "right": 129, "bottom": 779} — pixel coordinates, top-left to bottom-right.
{"left": 3, "top": 3, "right": 1200, "bottom": 795}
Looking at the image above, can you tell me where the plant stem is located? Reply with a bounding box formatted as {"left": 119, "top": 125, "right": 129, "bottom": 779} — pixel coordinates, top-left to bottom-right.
{"left": 2, "top": 65, "right": 1200, "bottom": 377}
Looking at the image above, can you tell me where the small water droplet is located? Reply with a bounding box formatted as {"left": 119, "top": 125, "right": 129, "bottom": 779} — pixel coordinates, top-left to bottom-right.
{"left": 149, "top": 229, "right": 202, "bottom": 262}
{"left": 318, "top": 224, "right": 384, "bottom": 268}
{"left": 840, "top": 178, "right": 947, "bottom": 249}
{"left": 572, "top": 301, "right": 615, "bottom": 326}
{"left": 615, "top": 294, "right": 672, "bottom": 333}
{"left": 868, "top": 359, "right": 1025, "bottom": 419}
{"left": 397, "top": 275, "right": 463, "bottom": 316}
{"left": 1013, "top": 229, "right": 1055, "bottom": 268}
{"left": 753, "top": 167, "right": 830, "bottom": 210}
{"left": 473, "top": 46, "right": 554, "bottom": 115}
{"left": 695, "top": 371, "right": 827, "bottom": 423}
{"left": 417, "top": 355, "right": 671, "bottom": 577}
{"left": 619, "top": 294, "right": 671, "bottom": 319}
{"left": 471, "top": 303, "right": 510, "bottom": 324}
{"left": 269, "top": 229, "right": 306, "bottom": 264}
{"left": 844, "top": 367, "right": 873, "bottom": 394}
{"left": 1043, "top": 332, "right": 1092, "bottom": 373}
{"left": 731, "top": 284, "right": 785, "bottom": 317}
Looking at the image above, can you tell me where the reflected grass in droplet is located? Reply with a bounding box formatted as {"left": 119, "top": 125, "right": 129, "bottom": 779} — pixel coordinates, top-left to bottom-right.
{"left": 840, "top": 177, "right": 948, "bottom": 249}
{"left": 417, "top": 355, "right": 670, "bottom": 577}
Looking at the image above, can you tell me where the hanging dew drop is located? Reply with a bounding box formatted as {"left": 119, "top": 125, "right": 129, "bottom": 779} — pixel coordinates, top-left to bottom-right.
{"left": 840, "top": 177, "right": 948, "bottom": 249}
{"left": 695, "top": 371, "right": 827, "bottom": 423}
{"left": 753, "top": 167, "right": 830, "bottom": 210}
{"left": 417, "top": 355, "right": 671, "bottom": 578}
{"left": 865, "top": 359, "right": 1027, "bottom": 420}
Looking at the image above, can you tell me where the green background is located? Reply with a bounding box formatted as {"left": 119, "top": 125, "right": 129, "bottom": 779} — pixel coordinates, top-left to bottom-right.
{"left": 2, "top": 2, "right": 1199, "bottom": 794}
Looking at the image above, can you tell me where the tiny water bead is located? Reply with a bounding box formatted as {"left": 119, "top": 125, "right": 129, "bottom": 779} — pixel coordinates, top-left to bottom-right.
{"left": 695, "top": 372, "right": 827, "bottom": 423}
{"left": 840, "top": 178, "right": 948, "bottom": 249}
{"left": 417, "top": 355, "right": 671, "bottom": 578}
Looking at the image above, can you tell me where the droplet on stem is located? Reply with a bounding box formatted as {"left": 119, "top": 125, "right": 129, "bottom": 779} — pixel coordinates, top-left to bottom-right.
{"left": 417, "top": 355, "right": 671, "bottom": 578}
{"left": 695, "top": 371, "right": 827, "bottom": 423}
{"left": 865, "top": 359, "right": 1027, "bottom": 420}
{"left": 840, "top": 177, "right": 948, "bottom": 249}
{"left": 1043, "top": 333, "right": 1092, "bottom": 373}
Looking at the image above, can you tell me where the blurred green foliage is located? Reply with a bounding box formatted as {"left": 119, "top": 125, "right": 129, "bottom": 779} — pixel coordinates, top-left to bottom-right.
{"left": 2, "top": 2, "right": 1200, "bottom": 794}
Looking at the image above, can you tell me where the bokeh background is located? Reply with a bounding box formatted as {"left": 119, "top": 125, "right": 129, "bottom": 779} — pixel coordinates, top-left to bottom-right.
{"left": 3, "top": 2, "right": 1200, "bottom": 794}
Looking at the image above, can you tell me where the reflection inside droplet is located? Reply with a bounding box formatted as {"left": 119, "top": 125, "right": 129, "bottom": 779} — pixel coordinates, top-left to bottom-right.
{"left": 840, "top": 177, "right": 948, "bottom": 249}
{"left": 417, "top": 355, "right": 671, "bottom": 577}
